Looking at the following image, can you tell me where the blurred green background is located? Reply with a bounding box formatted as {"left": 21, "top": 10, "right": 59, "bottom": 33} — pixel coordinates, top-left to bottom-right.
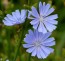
{"left": 0, "top": 0, "right": 65, "bottom": 61}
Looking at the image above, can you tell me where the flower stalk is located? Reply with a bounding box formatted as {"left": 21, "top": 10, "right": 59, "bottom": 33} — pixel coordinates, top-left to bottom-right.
{"left": 13, "top": 25, "right": 24, "bottom": 61}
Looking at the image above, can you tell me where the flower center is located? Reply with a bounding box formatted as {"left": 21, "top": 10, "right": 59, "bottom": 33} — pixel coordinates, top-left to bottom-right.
{"left": 39, "top": 16, "right": 43, "bottom": 22}
{"left": 33, "top": 41, "right": 41, "bottom": 47}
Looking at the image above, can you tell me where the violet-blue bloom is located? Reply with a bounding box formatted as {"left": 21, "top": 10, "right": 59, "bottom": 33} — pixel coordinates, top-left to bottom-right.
{"left": 23, "top": 30, "right": 55, "bottom": 59}
{"left": 3, "top": 10, "right": 27, "bottom": 26}
{"left": 28, "top": 2, "right": 58, "bottom": 34}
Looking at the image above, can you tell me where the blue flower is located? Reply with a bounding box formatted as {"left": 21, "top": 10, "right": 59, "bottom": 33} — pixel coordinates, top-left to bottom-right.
{"left": 28, "top": 2, "right": 58, "bottom": 34}
{"left": 3, "top": 10, "right": 27, "bottom": 26}
{"left": 23, "top": 30, "right": 55, "bottom": 59}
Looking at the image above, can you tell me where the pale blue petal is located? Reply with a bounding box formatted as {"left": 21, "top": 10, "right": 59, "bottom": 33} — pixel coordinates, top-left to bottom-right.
{"left": 28, "top": 30, "right": 34, "bottom": 36}
{"left": 18, "top": 10, "right": 26, "bottom": 23}
{"left": 46, "top": 47, "right": 54, "bottom": 53}
{"left": 12, "top": 12, "right": 21, "bottom": 24}
{"left": 4, "top": 17, "right": 15, "bottom": 24}
{"left": 30, "top": 19, "right": 39, "bottom": 25}
{"left": 12, "top": 12, "right": 18, "bottom": 21}
{"left": 24, "top": 37, "right": 32, "bottom": 44}
{"left": 45, "top": 14, "right": 58, "bottom": 20}
{"left": 28, "top": 10, "right": 34, "bottom": 19}
{"left": 34, "top": 30, "right": 39, "bottom": 41}
{"left": 45, "top": 7, "right": 55, "bottom": 16}
{"left": 42, "top": 37, "right": 55, "bottom": 46}
{"left": 43, "top": 41, "right": 55, "bottom": 46}
{"left": 46, "top": 20, "right": 58, "bottom": 25}
{"left": 44, "top": 37, "right": 55, "bottom": 43}
{"left": 28, "top": 30, "right": 35, "bottom": 39}
{"left": 27, "top": 33, "right": 35, "bottom": 40}
{"left": 21, "top": 10, "right": 26, "bottom": 18}
{"left": 37, "top": 47, "right": 42, "bottom": 59}
{"left": 28, "top": 30, "right": 36, "bottom": 39}
{"left": 6, "top": 14, "right": 14, "bottom": 21}
{"left": 24, "top": 30, "right": 35, "bottom": 44}
{"left": 43, "top": 3, "right": 50, "bottom": 16}
{"left": 32, "top": 49, "right": 37, "bottom": 56}
{"left": 26, "top": 47, "right": 35, "bottom": 53}
{"left": 41, "top": 32, "right": 51, "bottom": 41}
{"left": 38, "top": 22, "right": 47, "bottom": 34}
{"left": 33, "top": 22, "right": 39, "bottom": 29}
{"left": 39, "top": 2, "right": 43, "bottom": 16}
{"left": 44, "top": 21, "right": 56, "bottom": 32}
{"left": 15, "top": 10, "right": 20, "bottom": 19}
{"left": 31, "top": 6, "right": 39, "bottom": 18}
{"left": 24, "top": 35, "right": 35, "bottom": 44}
{"left": 39, "top": 47, "right": 46, "bottom": 59}
{"left": 3, "top": 20, "right": 13, "bottom": 26}
{"left": 41, "top": 46, "right": 54, "bottom": 55}
{"left": 38, "top": 32, "right": 44, "bottom": 41}
{"left": 42, "top": 2, "right": 46, "bottom": 15}
{"left": 21, "top": 10, "right": 26, "bottom": 23}
{"left": 23, "top": 44, "right": 34, "bottom": 48}
{"left": 28, "top": 10, "right": 31, "bottom": 18}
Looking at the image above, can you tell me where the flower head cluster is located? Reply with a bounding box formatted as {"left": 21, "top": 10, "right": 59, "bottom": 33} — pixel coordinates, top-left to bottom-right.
{"left": 23, "top": 30, "right": 55, "bottom": 59}
{"left": 28, "top": 2, "right": 58, "bottom": 34}
{"left": 2, "top": 1, "right": 58, "bottom": 59}
{"left": 3, "top": 10, "right": 27, "bottom": 26}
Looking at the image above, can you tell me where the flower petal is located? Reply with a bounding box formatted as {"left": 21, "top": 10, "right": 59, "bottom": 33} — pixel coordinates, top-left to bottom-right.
{"left": 32, "top": 49, "right": 37, "bottom": 56}
{"left": 15, "top": 10, "right": 20, "bottom": 19}
{"left": 43, "top": 41, "right": 55, "bottom": 46}
{"left": 6, "top": 14, "right": 14, "bottom": 21}
{"left": 28, "top": 10, "right": 34, "bottom": 19}
{"left": 12, "top": 12, "right": 18, "bottom": 21}
{"left": 38, "top": 22, "right": 47, "bottom": 34}
{"left": 41, "top": 32, "right": 51, "bottom": 41}
{"left": 3, "top": 20, "right": 13, "bottom": 26}
{"left": 42, "top": 2, "right": 46, "bottom": 15}
{"left": 21, "top": 10, "right": 26, "bottom": 18}
{"left": 39, "top": 2, "right": 43, "bottom": 15}
{"left": 31, "top": 6, "right": 39, "bottom": 18}
{"left": 30, "top": 19, "right": 39, "bottom": 25}
{"left": 39, "top": 47, "right": 46, "bottom": 59}
{"left": 26, "top": 47, "right": 35, "bottom": 53}
{"left": 34, "top": 30, "right": 39, "bottom": 41}
{"left": 45, "top": 14, "right": 58, "bottom": 20}
{"left": 41, "top": 46, "right": 54, "bottom": 55}
{"left": 23, "top": 44, "right": 34, "bottom": 48}
{"left": 38, "top": 32, "right": 44, "bottom": 40}
{"left": 4, "top": 17, "right": 15, "bottom": 24}
{"left": 37, "top": 48, "right": 42, "bottom": 59}
{"left": 24, "top": 35, "right": 35, "bottom": 44}
{"left": 24, "top": 30, "right": 35, "bottom": 44}
{"left": 28, "top": 30, "right": 34, "bottom": 36}
{"left": 42, "top": 37, "right": 55, "bottom": 46}
{"left": 45, "top": 7, "right": 55, "bottom": 16}
{"left": 44, "top": 21, "right": 57, "bottom": 32}
{"left": 43, "top": 3, "right": 50, "bottom": 16}
{"left": 46, "top": 20, "right": 58, "bottom": 25}
{"left": 44, "top": 37, "right": 55, "bottom": 43}
{"left": 33, "top": 22, "right": 39, "bottom": 29}
{"left": 19, "top": 10, "right": 26, "bottom": 23}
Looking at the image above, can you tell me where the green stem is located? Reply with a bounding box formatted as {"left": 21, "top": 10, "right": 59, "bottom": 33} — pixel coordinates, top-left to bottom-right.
{"left": 19, "top": 49, "right": 22, "bottom": 61}
{"left": 28, "top": 54, "right": 31, "bottom": 61}
{"left": 13, "top": 38, "right": 21, "bottom": 61}
{"left": 13, "top": 25, "right": 24, "bottom": 61}
{"left": 6, "top": 29, "right": 11, "bottom": 61}
{"left": 28, "top": 0, "right": 30, "bottom": 5}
